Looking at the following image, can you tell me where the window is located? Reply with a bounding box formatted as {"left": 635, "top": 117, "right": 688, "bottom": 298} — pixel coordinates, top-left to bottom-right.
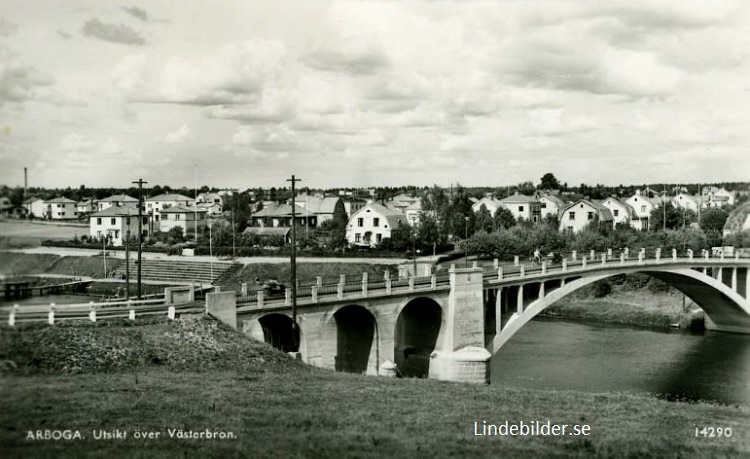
{"left": 569, "top": 212, "right": 575, "bottom": 220}
{"left": 587, "top": 212, "right": 594, "bottom": 220}
{"left": 355, "top": 233, "right": 361, "bottom": 242}
{"left": 358, "top": 217, "right": 364, "bottom": 227}
{"left": 111, "top": 218, "right": 116, "bottom": 225}
{"left": 373, "top": 218, "right": 380, "bottom": 227}
{"left": 540, "top": 203, "right": 547, "bottom": 208}
{"left": 518, "top": 205, "right": 524, "bottom": 212}
{"left": 376, "top": 234, "right": 382, "bottom": 242}
{"left": 143, "top": 217, "right": 148, "bottom": 224}
{"left": 176, "top": 214, "right": 181, "bottom": 220}
{"left": 613, "top": 209, "right": 619, "bottom": 217}
{"left": 155, "top": 215, "right": 160, "bottom": 221}
{"left": 97, "top": 218, "right": 102, "bottom": 225}
{"left": 126, "top": 217, "right": 131, "bottom": 225}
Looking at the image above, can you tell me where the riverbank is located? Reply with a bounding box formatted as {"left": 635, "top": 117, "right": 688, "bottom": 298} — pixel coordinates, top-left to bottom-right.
{"left": 0, "top": 315, "right": 747, "bottom": 457}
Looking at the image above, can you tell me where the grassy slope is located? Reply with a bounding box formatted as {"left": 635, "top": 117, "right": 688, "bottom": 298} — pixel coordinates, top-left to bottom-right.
{"left": 0, "top": 253, "right": 60, "bottom": 276}
{"left": 0, "top": 316, "right": 747, "bottom": 457}
{"left": 44, "top": 256, "right": 123, "bottom": 279}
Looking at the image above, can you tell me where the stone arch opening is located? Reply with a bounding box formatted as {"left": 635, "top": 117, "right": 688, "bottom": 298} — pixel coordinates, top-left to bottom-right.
{"left": 395, "top": 297, "right": 442, "bottom": 378}
{"left": 258, "top": 313, "right": 300, "bottom": 353}
{"left": 332, "top": 305, "right": 377, "bottom": 373}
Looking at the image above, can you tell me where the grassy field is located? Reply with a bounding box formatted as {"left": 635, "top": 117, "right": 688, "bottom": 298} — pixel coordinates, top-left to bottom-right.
{"left": 45, "top": 255, "right": 123, "bottom": 279}
{"left": 0, "top": 316, "right": 747, "bottom": 457}
{"left": 0, "top": 253, "right": 60, "bottom": 276}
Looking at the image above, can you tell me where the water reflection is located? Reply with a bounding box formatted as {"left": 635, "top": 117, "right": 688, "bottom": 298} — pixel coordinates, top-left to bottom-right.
{"left": 492, "top": 318, "right": 750, "bottom": 405}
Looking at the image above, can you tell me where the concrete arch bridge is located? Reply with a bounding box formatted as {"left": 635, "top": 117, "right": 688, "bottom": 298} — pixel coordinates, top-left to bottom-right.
{"left": 206, "top": 249, "right": 750, "bottom": 383}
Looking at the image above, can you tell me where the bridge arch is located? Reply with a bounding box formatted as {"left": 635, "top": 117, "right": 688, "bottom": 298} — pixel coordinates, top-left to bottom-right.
{"left": 321, "top": 304, "right": 379, "bottom": 374}
{"left": 394, "top": 297, "right": 444, "bottom": 378}
{"left": 494, "top": 267, "right": 750, "bottom": 353}
{"left": 257, "top": 313, "right": 302, "bottom": 353}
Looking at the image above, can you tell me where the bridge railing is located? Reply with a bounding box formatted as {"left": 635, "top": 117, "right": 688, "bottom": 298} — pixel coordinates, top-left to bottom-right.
{"left": 0, "top": 297, "right": 201, "bottom": 326}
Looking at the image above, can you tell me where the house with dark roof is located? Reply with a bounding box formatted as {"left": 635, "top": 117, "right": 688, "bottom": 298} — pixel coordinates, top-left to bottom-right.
{"left": 251, "top": 203, "right": 317, "bottom": 228}
{"left": 45, "top": 197, "right": 78, "bottom": 220}
{"left": 499, "top": 192, "right": 541, "bottom": 223}
{"left": 346, "top": 203, "right": 405, "bottom": 247}
{"left": 294, "top": 194, "right": 346, "bottom": 224}
{"left": 89, "top": 205, "right": 150, "bottom": 246}
{"left": 559, "top": 200, "right": 614, "bottom": 234}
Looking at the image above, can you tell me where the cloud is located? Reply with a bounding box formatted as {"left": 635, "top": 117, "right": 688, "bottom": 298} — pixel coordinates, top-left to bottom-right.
{"left": 0, "top": 65, "right": 55, "bottom": 105}
{"left": 81, "top": 18, "right": 146, "bottom": 46}
{"left": 123, "top": 7, "right": 150, "bottom": 22}
{"left": 163, "top": 124, "right": 192, "bottom": 143}
{"left": 303, "top": 36, "right": 389, "bottom": 74}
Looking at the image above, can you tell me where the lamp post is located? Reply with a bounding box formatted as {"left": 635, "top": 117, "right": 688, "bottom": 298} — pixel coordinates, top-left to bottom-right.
{"left": 208, "top": 218, "right": 213, "bottom": 281}
{"left": 464, "top": 216, "right": 469, "bottom": 268}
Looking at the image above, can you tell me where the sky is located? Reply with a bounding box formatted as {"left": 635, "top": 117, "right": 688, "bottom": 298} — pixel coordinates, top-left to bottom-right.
{"left": 1, "top": 1, "right": 749, "bottom": 190}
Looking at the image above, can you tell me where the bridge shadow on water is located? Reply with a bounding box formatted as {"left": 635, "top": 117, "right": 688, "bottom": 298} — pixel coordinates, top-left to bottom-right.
{"left": 651, "top": 330, "right": 750, "bottom": 405}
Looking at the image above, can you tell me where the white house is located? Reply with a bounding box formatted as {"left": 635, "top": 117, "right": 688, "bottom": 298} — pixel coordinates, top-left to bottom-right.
{"left": 197, "top": 201, "right": 223, "bottom": 217}
{"left": 499, "top": 193, "right": 541, "bottom": 223}
{"left": 671, "top": 193, "right": 702, "bottom": 213}
{"left": 342, "top": 197, "right": 367, "bottom": 217}
{"left": 158, "top": 205, "right": 208, "bottom": 236}
{"left": 97, "top": 194, "right": 138, "bottom": 211}
{"left": 89, "top": 205, "right": 151, "bottom": 247}
{"left": 625, "top": 190, "right": 660, "bottom": 230}
{"left": 559, "top": 200, "right": 614, "bottom": 234}
{"left": 471, "top": 196, "right": 504, "bottom": 216}
{"left": 702, "top": 187, "right": 736, "bottom": 208}
{"left": 45, "top": 197, "right": 78, "bottom": 220}
{"left": 346, "top": 203, "right": 406, "bottom": 247}
{"left": 24, "top": 198, "right": 48, "bottom": 219}
{"left": 197, "top": 192, "right": 224, "bottom": 208}
{"left": 76, "top": 199, "right": 96, "bottom": 215}
{"left": 145, "top": 193, "right": 195, "bottom": 229}
{"left": 598, "top": 197, "right": 636, "bottom": 229}
{"left": 404, "top": 201, "right": 425, "bottom": 226}
{"left": 538, "top": 194, "right": 566, "bottom": 220}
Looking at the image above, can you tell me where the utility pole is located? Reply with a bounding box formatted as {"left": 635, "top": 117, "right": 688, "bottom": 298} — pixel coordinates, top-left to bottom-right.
{"left": 132, "top": 178, "right": 148, "bottom": 299}
{"left": 125, "top": 228, "right": 130, "bottom": 301}
{"left": 193, "top": 167, "right": 198, "bottom": 246}
{"left": 287, "top": 174, "right": 302, "bottom": 352}
{"left": 662, "top": 185, "right": 667, "bottom": 231}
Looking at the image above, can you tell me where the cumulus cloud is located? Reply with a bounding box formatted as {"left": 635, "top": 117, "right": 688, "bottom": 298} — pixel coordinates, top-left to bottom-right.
{"left": 304, "top": 36, "right": 389, "bottom": 74}
{"left": 163, "top": 124, "right": 192, "bottom": 143}
{"left": 0, "top": 65, "right": 55, "bottom": 105}
{"left": 123, "top": 7, "right": 150, "bottom": 22}
{"left": 81, "top": 18, "right": 146, "bottom": 46}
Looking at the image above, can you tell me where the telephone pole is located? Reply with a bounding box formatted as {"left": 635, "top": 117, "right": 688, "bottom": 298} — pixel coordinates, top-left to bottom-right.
{"left": 132, "top": 178, "right": 148, "bottom": 299}
{"left": 287, "top": 174, "right": 302, "bottom": 352}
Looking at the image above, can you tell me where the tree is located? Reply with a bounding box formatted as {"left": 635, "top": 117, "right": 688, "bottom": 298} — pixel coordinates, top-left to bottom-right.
{"left": 649, "top": 202, "right": 696, "bottom": 231}
{"left": 474, "top": 205, "right": 494, "bottom": 233}
{"left": 493, "top": 206, "right": 515, "bottom": 230}
{"left": 539, "top": 173, "right": 561, "bottom": 190}
{"left": 700, "top": 208, "right": 729, "bottom": 234}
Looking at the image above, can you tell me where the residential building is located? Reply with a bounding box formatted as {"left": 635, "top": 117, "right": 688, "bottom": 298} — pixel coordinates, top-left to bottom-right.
{"left": 471, "top": 196, "right": 504, "bottom": 216}
{"left": 723, "top": 202, "right": 750, "bottom": 237}
{"left": 346, "top": 203, "right": 405, "bottom": 247}
{"left": 96, "top": 194, "right": 138, "bottom": 211}
{"left": 625, "top": 190, "right": 660, "bottom": 230}
{"left": 2, "top": 206, "right": 28, "bottom": 218}
{"left": 45, "top": 197, "right": 78, "bottom": 220}
{"left": 341, "top": 197, "right": 367, "bottom": 218}
{"left": 145, "top": 193, "right": 195, "bottom": 231}
{"left": 538, "top": 194, "right": 566, "bottom": 220}
{"left": 197, "top": 192, "right": 224, "bottom": 208}
{"left": 405, "top": 201, "right": 424, "bottom": 226}
{"left": 702, "top": 187, "right": 736, "bottom": 208}
{"left": 251, "top": 203, "right": 317, "bottom": 228}
{"left": 559, "top": 200, "right": 614, "bottom": 234}
{"left": 197, "top": 201, "right": 223, "bottom": 217}
{"left": 76, "top": 199, "right": 96, "bottom": 215}
{"left": 671, "top": 193, "right": 702, "bottom": 213}
{"left": 387, "top": 194, "right": 420, "bottom": 212}
{"left": 24, "top": 198, "right": 48, "bottom": 219}
{"left": 499, "top": 193, "right": 541, "bottom": 223}
{"left": 294, "top": 194, "right": 347, "bottom": 224}
{"left": 0, "top": 197, "right": 11, "bottom": 211}
{"left": 158, "top": 205, "right": 208, "bottom": 236}
{"left": 598, "top": 197, "right": 636, "bottom": 229}
{"left": 89, "top": 205, "right": 150, "bottom": 247}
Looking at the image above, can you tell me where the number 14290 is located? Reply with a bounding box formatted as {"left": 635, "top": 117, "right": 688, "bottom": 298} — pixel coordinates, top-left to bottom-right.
{"left": 695, "top": 427, "right": 732, "bottom": 438}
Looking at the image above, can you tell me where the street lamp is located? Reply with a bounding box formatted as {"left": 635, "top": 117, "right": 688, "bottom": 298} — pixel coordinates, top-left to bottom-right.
{"left": 464, "top": 216, "right": 469, "bottom": 268}
{"left": 208, "top": 218, "right": 214, "bottom": 281}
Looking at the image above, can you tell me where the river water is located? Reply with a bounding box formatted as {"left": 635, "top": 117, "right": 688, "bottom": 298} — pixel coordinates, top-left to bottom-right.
{"left": 492, "top": 318, "right": 750, "bottom": 405}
